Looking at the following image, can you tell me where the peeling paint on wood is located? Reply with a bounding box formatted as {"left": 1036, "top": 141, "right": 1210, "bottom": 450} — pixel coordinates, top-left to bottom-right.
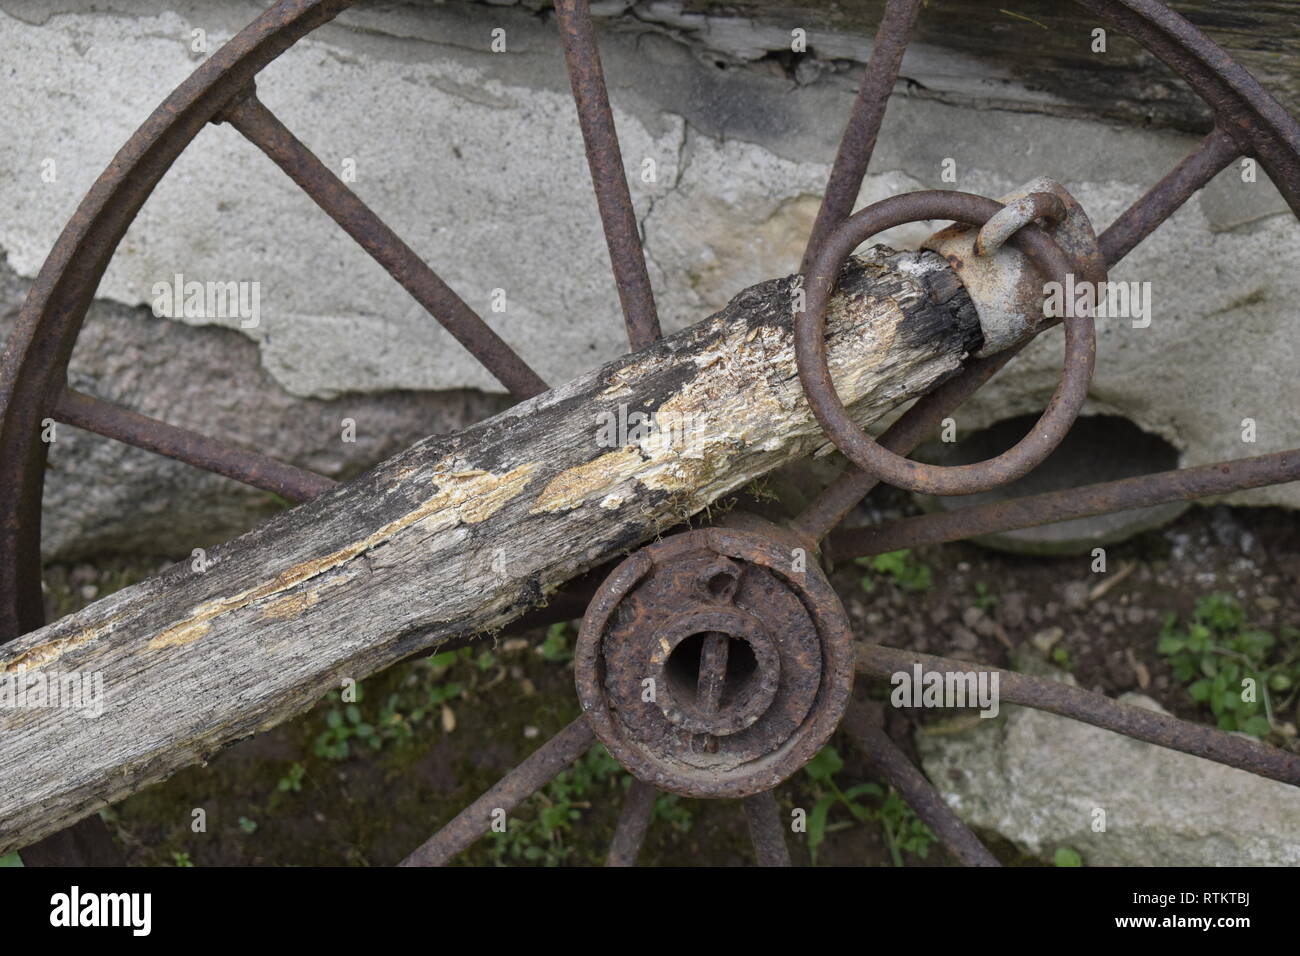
{"left": 0, "top": 247, "right": 979, "bottom": 855}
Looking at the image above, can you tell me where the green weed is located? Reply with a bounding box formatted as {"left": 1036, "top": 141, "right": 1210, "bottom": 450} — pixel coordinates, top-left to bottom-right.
{"left": 1053, "top": 846, "right": 1083, "bottom": 867}
{"left": 276, "top": 762, "right": 305, "bottom": 794}
{"left": 802, "top": 745, "right": 936, "bottom": 866}
{"left": 538, "top": 623, "right": 574, "bottom": 664}
{"left": 855, "top": 550, "right": 933, "bottom": 594}
{"left": 1157, "top": 594, "right": 1299, "bottom": 739}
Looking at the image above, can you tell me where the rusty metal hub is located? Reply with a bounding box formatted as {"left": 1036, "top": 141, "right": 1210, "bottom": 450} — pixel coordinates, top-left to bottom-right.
{"left": 575, "top": 523, "right": 854, "bottom": 798}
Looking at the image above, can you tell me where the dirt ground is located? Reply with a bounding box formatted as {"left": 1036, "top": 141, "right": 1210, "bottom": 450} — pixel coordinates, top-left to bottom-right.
{"left": 31, "top": 486, "right": 1300, "bottom": 867}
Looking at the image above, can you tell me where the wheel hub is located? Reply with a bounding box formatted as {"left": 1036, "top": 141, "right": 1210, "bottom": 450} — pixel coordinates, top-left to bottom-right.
{"left": 575, "top": 522, "right": 854, "bottom": 798}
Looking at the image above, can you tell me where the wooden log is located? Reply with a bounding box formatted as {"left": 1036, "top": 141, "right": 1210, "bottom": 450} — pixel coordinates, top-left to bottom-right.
{"left": 0, "top": 246, "right": 980, "bottom": 855}
{"left": 681, "top": 0, "right": 1300, "bottom": 131}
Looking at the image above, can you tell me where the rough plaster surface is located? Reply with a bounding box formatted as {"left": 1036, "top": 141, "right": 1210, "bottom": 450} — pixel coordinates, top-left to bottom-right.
{"left": 2, "top": 0, "right": 1299, "bottom": 560}
{"left": 0, "top": 259, "right": 509, "bottom": 557}
{"left": 917, "top": 657, "right": 1300, "bottom": 866}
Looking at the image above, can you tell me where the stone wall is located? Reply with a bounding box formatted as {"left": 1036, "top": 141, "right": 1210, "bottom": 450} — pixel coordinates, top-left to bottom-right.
{"left": 2, "top": 0, "right": 1298, "bottom": 558}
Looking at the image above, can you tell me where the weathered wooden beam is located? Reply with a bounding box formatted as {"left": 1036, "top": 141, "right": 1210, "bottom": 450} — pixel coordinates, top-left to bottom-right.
{"left": 0, "top": 247, "right": 980, "bottom": 855}
{"left": 679, "top": 0, "right": 1300, "bottom": 131}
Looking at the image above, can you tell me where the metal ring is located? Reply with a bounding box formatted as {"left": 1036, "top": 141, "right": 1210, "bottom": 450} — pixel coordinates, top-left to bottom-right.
{"left": 974, "top": 191, "right": 1067, "bottom": 257}
{"left": 794, "top": 189, "right": 1095, "bottom": 497}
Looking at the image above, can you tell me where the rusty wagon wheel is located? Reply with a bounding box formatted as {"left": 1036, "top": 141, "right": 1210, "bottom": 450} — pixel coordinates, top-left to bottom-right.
{"left": 4, "top": 0, "right": 1300, "bottom": 867}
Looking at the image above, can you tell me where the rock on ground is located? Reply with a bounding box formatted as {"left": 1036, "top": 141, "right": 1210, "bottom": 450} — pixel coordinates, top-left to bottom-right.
{"left": 916, "top": 657, "right": 1300, "bottom": 866}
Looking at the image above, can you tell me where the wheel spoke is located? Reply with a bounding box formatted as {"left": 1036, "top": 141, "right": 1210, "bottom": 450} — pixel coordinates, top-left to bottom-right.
{"left": 742, "top": 791, "right": 792, "bottom": 866}
{"left": 799, "top": 0, "right": 923, "bottom": 274}
{"left": 53, "top": 388, "right": 335, "bottom": 503}
{"left": 216, "top": 88, "right": 549, "bottom": 401}
{"left": 829, "top": 448, "right": 1300, "bottom": 560}
{"left": 697, "top": 632, "right": 730, "bottom": 717}
{"left": 1074, "top": 0, "right": 1300, "bottom": 216}
{"left": 400, "top": 716, "right": 594, "bottom": 866}
{"left": 857, "top": 643, "right": 1300, "bottom": 786}
{"left": 793, "top": 128, "right": 1241, "bottom": 542}
{"left": 605, "top": 778, "right": 658, "bottom": 866}
{"left": 554, "top": 0, "right": 661, "bottom": 350}
{"left": 1098, "top": 125, "right": 1239, "bottom": 267}
{"left": 791, "top": 348, "right": 1019, "bottom": 542}
{"left": 793, "top": 129, "right": 1240, "bottom": 542}
{"left": 841, "top": 700, "right": 999, "bottom": 867}
{"left": 0, "top": 0, "right": 359, "bottom": 644}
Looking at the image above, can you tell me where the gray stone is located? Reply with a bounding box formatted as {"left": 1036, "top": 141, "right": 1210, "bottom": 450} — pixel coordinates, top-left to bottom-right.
{"left": 1029, "top": 626, "right": 1063, "bottom": 654}
{"left": 917, "top": 658, "right": 1300, "bottom": 866}
{"left": 912, "top": 416, "right": 1191, "bottom": 555}
{"left": 3, "top": 0, "right": 1300, "bottom": 563}
{"left": 950, "top": 625, "right": 978, "bottom": 650}
{"left": 0, "top": 257, "right": 507, "bottom": 559}
{"left": 1062, "top": 581, "right": 1090, "bottom": 611}
{"left": 998, "top": 591, "right": 1026, "bottom": 628}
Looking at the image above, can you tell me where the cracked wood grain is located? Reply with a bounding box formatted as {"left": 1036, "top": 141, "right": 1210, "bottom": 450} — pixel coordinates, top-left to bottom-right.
{"left": 0, "top": 246, "right": 979, "bottom": 854}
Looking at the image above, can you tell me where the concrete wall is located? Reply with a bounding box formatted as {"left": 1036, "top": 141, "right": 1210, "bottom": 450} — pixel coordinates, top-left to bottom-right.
{"left": 2, "top": 0, "right": 1298, "bottom": 558}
